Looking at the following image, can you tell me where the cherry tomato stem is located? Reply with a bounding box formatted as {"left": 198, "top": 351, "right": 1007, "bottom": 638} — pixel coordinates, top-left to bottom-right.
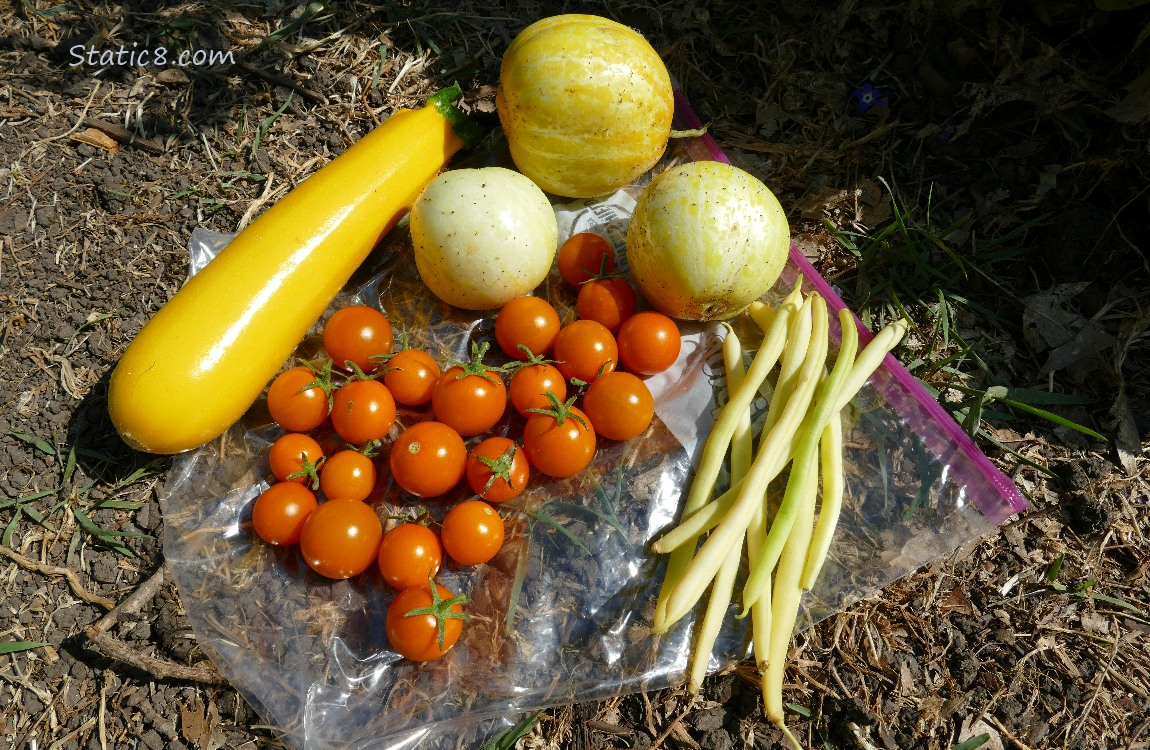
{"left": 466, "top": 437, "right": 529, "bottom": 503}
{"left": 522, "top": 394, "right": 597, "bottom": 478}
{"left": 386, "top": 581, "right": 468, "bottom": 661}
{"left": 432, "top": 341, "right": 507, "bottom": 436}
{"left": 267, "top": 362, "right": 336, "bottom": 432}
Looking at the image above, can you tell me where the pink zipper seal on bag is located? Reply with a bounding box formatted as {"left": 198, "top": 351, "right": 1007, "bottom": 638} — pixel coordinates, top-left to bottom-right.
{"left": 672, "top": 88, "right": 1029, "bottom": 525}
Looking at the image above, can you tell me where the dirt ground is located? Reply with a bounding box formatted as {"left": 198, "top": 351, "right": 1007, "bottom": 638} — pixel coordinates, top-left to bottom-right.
{"left": 2, "top": 1, "right": 1149, "bottom": 749}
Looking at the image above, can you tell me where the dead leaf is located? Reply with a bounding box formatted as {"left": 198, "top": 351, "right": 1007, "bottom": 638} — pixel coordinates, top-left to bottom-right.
{"left": 1080, "top": 612, "right": 1111, "bottom": 634}
{"left": 1109, "top": 390, "right": 1142, "bottom": 476}
{"left": 1029, "top": 516, "right": 1063, "bottom": 536}
{"left": 225, "top": 9, "right": 253, "bottom": 25}
{"left": 1054, "top": 645, "right": 1084, "bottom": 678}
{"left": 858, "top": 178, "right": 893, "bottom": 228}
{"left": 897, "top": 659, "right": 916, "bottom": 702}
{"left": 180, "top": 700, "right": 208, "bottom": 747}
{"left": 1022, "top": 282, "right": 1092, "bottom": 351}
{"left": 938, "top": 585, "right": 977, "bottom": 616}
{"left": 1110, "top": 313, "right": 1147, "bottom": 476}
{"left": 1104, "top": 68, "right": 1150, "bottom": 124}
{"left": 668, "top": 719, "right": 701, "bottom": 749}
{"left": 1028, "top": 163, "right": 1062, "bottom": 204}
{"left": 70, "top": 127, "right": 119, "bottom": 153}
{"left": 985, "top": 425, "right": 1025, "bottom": 444}
{"left": 1022, "top": 283, "right": 1117, "bottom": 378}
{"left": 179, "top": 698, "right": 226, "bottom": 750}
{"left": 202, "top": 699, "right": 226, "bottom": 750}
{"left": 1039, "top": 325, "right": 1116, "bottom": 377}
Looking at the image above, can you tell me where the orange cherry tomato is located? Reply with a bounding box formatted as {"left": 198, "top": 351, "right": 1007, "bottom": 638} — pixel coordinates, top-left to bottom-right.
{"left": 522, "top": 404, "right": 597, "bottom": 478}
{"left": 576, "top": 276, "right": 637, "bottom": 334}
{"left": 432, "top": 366, "right": 507, "bottom": 437}
{"left": 389, "top": 421, "right": 467, "bottom": 497}
{"left": 330, "top": 379, "right": 396, "bottom": 446}
{"left": 583, "top": 371, "right": 654, "bottom": 441}
{"left": 557, "top": 232, "right": 615, "bottom": 286}
{"left": 617, "top": 311, "right": 682, "bottom": 377}
{"left": 377, "top": 523, "right": 442, "bottom": 590}
{"left": 382, "top": 348, "right": 441, "bottom": 406}
{"left": 268, "top": 432, "right": 324, "bottom": 484}
{"left": 508, "top": 362, "right": 567, "bottom": 416}
{"left": 385, "top": 583, "right": 467, "bottom": 661}
{"left": 266, "top": 365, "right": 331, "bottom": 432}
{"left": 552, "top": 319, "right": 618, "bottom": 384}
{"left": 319, "top": 449, "right": 377, "bottom": 502}
{"left": 252, "top": 482, "right": 318, "bottom": 546}
{"left": 495, "top": 296, "right": 562, "bottom": 360}
{"left": 323, "top": 305, "right": 393, "bottom": 373}
{"left": 298, "top": 499, "right": 382, "bottom": 579}
{"left": 441, "top": 500, "right": 505, "bottom": 566}
{"left": 465, "top": 437, "right": 530, "bottom": 503}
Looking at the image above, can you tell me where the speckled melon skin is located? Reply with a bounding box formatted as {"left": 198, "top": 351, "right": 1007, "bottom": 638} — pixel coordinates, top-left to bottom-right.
{"left": 410, "top": 167, "right": 558, "bottom": 311}
{"left": 626, "top": 161, "right": 791, "bottom": 321}
{"left": 497, "top": 14, "right": 674, "bottom": 199}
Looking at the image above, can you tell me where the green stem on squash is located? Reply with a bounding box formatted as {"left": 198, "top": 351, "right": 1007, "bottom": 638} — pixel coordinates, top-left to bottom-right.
{"left": 425, "top": 84, "right": 485, "bottom": 149}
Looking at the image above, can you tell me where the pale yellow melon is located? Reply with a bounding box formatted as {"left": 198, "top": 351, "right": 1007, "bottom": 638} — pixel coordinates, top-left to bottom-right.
{"left": 497, "top": 14, "right": 674, "bottom": 198}
{"left": 627, "top": 161, "right": 790, "bottom": 321}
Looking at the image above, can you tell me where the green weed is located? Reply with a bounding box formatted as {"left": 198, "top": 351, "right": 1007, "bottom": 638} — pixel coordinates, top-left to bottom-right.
{"left": 251, "top": 93, "right": 295, "bottom": 160}
{"left": 478, "top": 711, "right": 544, "bottom": 750}
{"left": 952, "top": 734, "right": 991, "bottom": 750}
{"left": 826, "top": 179, "right": 1097, "bottom": 460}
{"left": 2, "top": 431, "right": 159, "bottom": 556}
{"left": 504, "top": 465, "right": 630, "bottom": 629}
{"left": 1045, "top": 555, "right": 1146, "bottom": 615}
{"left": 0, "top": 641, "right": 47, "bottom": 655}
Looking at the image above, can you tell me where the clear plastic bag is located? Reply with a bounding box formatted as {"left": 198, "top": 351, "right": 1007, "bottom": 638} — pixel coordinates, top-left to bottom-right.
{"left": 159, "top": 94, "right": 1027, "bottom": 750}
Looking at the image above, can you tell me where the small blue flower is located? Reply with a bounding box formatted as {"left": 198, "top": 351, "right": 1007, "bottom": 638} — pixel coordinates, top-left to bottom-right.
{"left": 850, "top": 82, "right": 887, "bottom": 113}
{"left": 938, "top": 120, "right": 957, "bottom": 142}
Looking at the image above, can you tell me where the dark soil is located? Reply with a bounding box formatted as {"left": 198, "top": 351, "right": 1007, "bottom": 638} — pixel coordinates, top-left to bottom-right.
{"left": 2, "top": 2, "right": 1149, "bottom": 750}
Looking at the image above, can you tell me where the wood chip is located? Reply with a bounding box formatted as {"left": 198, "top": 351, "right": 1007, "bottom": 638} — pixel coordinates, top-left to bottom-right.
{"left": 0, "top": 107, "right": 36, "bottom": 120}
{"left": 155, "top": 69, "right": 191, "bottom": 86}
{"left": 80, "top": 117, "right": 165, "bottom": 154}
{"left": 586, "top": 720, "right": 633, "bottom": 736}
{"left": 70, "top": 127, "right": 120, "bottom": 153}
{"left": 180, "top": 699, "right": 209, "bottom": 747}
